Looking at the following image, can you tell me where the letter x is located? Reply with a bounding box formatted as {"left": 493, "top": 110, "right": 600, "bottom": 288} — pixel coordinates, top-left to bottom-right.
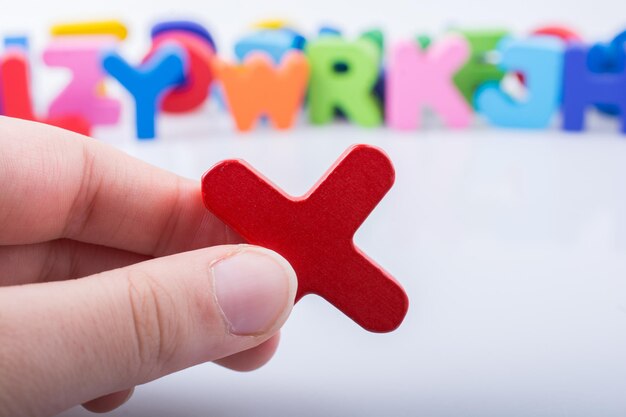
{"left": 201, "top": 144, "right": 409, "bottom": 333}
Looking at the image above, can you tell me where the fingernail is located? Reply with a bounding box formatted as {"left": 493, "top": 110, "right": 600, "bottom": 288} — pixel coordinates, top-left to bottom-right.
{"left": 212, "top": 247, "right": 296, "bottom": 336}
{"left": 121, "top": 387, "right": 135, "bottom": 405}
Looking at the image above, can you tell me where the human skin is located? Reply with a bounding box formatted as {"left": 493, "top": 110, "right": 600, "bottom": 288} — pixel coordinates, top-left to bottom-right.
{"left": 0, "top": 117, "right": 298, "bottom": 417}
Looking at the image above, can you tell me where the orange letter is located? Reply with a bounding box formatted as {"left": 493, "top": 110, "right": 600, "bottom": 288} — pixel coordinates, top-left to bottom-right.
{"left": 215, "top": 51, "right": 309, "bottom": 131}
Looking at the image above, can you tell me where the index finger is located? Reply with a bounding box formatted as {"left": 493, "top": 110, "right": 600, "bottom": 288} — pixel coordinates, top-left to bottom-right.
{"left": 0, "top": 117, "right": 240, "bottom": 255}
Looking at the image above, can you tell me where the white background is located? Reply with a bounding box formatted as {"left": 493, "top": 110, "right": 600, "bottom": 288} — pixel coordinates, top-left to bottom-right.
{"left": 2, "top": 0, "right": 626, "bottom": 416}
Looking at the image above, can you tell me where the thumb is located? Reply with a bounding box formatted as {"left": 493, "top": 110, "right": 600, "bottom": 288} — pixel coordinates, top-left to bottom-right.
{"left": 0, "top": 244, "right": 297, "bottom": 417}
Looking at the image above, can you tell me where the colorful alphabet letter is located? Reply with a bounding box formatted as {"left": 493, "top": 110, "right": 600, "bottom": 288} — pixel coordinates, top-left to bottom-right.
{"left": 0, "top": 50, "right": 91, "bottom": 135}
{"left": 102, "top": 44, "right": 187, "bottom": 139}
{"left": 562, "top": 44, "right": 626, "bottom": 133}
{"left": 43, "top": 37, "right": 122, "bottom": 126}
{"left": 386, "top": 35, "right": 472, "bottom": 130}
{"left": 215, "top": 51, "right": 309, "bottom": 131}
{"left": 148, "top": 31, "right": 215, "bottom": 113}
{"left": 476, "top": 37, "right": 564, "bottom": 129}
{"left": 235, "top": 28, "right": 306, "bottom": 63}
{"left": 453, "top": 29, "right": 509, "bottom": 107}
{"left": 201, "top": 144, "right": 409, "bottom": 332}
{"left": 307, "top": 37, "right": 382, "bottom": 127}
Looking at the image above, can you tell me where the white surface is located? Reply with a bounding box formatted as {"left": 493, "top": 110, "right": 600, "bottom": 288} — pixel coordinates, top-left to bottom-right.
{"left": 2, "top": 0, "right": 626, "bottom": 415}
{"left": 54, "top": 117, "right": 626, "bottom": 417}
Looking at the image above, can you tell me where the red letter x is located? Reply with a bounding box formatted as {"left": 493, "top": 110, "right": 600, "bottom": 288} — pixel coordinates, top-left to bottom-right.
{"left": 201, "top": 145, "right": 409, "bottom": 333}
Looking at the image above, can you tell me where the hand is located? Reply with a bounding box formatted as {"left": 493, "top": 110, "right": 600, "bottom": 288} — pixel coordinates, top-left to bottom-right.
{"left": 0, "top": 117, "right": 298, "bottom": 417}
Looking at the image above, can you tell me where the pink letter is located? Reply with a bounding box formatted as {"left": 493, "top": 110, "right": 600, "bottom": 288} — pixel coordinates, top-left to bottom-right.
{"left": 386, "top": 35, "right": 472, "bottom": 130}
{"left": 43, "top": 36, "right": 121, "bottom": 126}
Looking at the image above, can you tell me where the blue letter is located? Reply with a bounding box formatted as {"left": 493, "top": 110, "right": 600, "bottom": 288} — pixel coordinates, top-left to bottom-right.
{"left": 476, "top": 37, "right": 564, "bottom": 129}
{"left": 103, "top": 44, "right": 187, "bottom": 139}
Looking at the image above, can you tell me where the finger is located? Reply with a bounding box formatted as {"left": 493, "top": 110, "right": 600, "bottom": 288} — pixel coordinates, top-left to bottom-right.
{"left": 215, "top": 332, "right": 281, "bottom": 372}
{"left": 80, "top": 336, "right": 282, "bottom": 413}
{"left": 0, "top": 117, "right": 241, "bottom": 255}
{"left": 0, "top": 239, "right": 149, "bottom": 286}
{"left": 0, "top": 245, "right": 297, "bottom": 417}
{"left": 82, "top": 388, "right": 134, "bottom": 414}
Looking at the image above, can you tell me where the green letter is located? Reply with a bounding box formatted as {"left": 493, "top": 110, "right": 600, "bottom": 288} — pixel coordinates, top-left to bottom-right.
{"left": 306, "top": 37, "right": 382, "bottom": 127}
{"left": 453, "top": 29, "right": 509, "bottom": 107}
